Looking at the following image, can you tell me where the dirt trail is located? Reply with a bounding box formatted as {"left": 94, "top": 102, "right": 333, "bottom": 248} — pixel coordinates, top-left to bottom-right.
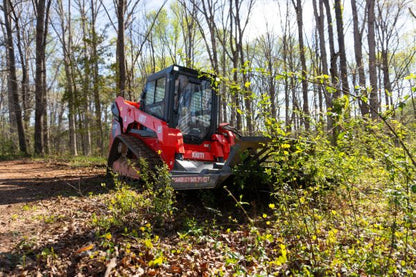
{"left": 0, "top": 159, "right": 106, "bottom": 254}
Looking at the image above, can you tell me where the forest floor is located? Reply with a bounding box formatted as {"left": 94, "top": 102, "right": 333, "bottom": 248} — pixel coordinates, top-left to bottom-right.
{"left": 0, "top": 159, "right": 269, "bottom": 276}
{"left": 0, "top": 159, "right": 108, "bottom": 275}
{"left": 1, "top": 158, "right": 414, "bottom": 275}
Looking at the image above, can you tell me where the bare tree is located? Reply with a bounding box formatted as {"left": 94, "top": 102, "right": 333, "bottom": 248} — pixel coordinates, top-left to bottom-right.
{"left": 323, "top": 0, "right": 338, "bottom": 94}
{"left": 256, "top": 31, "right": 278, "bottom": 120}
{"left": 189, "top": 0, "right": 226, "bottom": 122}
{"left": 227, "top": 0, "right": 243, "bottom": 130}
{"left": 54, "top": 0, "right": 78, "bottom": 155}
{"left": 217, "top": 0, "right": 255, "bottom": 132}
{"left": 334, "top": 0, "right": 350, "bottom": 99}
{"left": 33, "top": 0, "right": 52, "bottom": 154}
{"left": 313, "top": 0, "right": 334, "bottom": 128}
{"left": 292, "top": 0, "right": 310, "bottom": 130}
{"left": 190, "top": 0, "right": 220, "bottom": 71}
{"left": 112, "top": 0, "right": 146, "bottom": 96}
{"left": 78, "top": 0, "right": 92, "bottom": 155}
{"left": 375, "top": 0, "right": 408, "bottom": 111}
{"left": 2, "top": 0, "right": 27, "bottom": 154}
{"left": 9, "top": 2, "right": 34, "bottom": 135}
{"left": 278, "top": 0, "right": 295, "bottom": 130}
{"left": 90, "top": 0, "right": 104, "bottom": 154}
{"left": 367, "top": 0, "right": 378, "bottom": 119}
{"left": 351, "top": 0, "right": 368, "bottom": 116}
{"left": 116, "top": 0, "right": 127, "bottom": 96}
{"left": 177, "top": 0, "right": 198, "bottom": 68}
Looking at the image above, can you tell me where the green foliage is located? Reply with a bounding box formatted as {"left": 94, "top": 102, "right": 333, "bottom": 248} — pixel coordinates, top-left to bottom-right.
{"left": 231, "top": 150, "right": 271, "bottom": 192}
{"left": 37, "top": 247, "right": 58, "bottom": 267}
{"left": 263, "top": 120, "right": 321, "bottom": 191}
{"left": 7, "top": 116, "right": 416, "bottom": 274}
{"left": 268, "top": 118, "right": 415, "bottom": 274}
{"left": 182, "top": 217, "right": 204, "bottom": 236}
{"left": 0, "top": 135, "right": 25, "bottom": 160}
{"left": 66, "top": 156, "right": 107, "bottom": 167}
{"left": 135, "top": 158, "right": 176, "bottom": 225}
{"left": 224, "top": 100, "right": 416, "bottom": 275}
{"left": 31, "top": 155, "right": 106, "bottom": 167}
{"left": 92, "top": 158, "right": 175, "bottom": 234}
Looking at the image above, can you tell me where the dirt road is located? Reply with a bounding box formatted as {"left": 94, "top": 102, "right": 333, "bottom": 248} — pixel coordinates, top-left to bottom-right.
{"left": 0, "top": 159, "right": 106, "bottom": 254}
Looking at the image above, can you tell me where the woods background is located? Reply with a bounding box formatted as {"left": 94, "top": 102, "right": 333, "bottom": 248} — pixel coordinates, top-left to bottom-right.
{"left": 1, "top": 0, "right": 416, "bottom": 157}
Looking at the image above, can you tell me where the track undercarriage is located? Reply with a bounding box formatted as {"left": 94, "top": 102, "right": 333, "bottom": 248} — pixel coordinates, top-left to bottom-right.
{"left": 108, "top": 134, "right": 270, "bottom": 190}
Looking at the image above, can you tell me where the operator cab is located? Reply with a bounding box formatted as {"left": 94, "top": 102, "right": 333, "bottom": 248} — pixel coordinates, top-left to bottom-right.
{"left": 141, "top": 65, "right": 218, "bottom": 144}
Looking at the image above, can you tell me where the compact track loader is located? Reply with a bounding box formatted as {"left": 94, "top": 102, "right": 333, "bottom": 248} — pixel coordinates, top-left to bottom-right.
{"left": 108, "top": 65, "right": 270, "bottom": 190}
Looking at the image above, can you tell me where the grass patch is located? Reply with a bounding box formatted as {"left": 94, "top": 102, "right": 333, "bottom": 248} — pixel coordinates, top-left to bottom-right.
{"left": 32, "top": 155, "right": 107, "bottom": 168}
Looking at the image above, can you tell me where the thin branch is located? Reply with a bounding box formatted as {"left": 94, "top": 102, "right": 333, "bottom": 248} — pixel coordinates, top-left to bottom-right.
{"left": 131, "top": 0, "right": 167, "bottom": 68}
{"left": 99, "top": 0, "right": 117, "bottom": 32}
{"left": 409, "top": 7, "right": 416, "bottom": 18}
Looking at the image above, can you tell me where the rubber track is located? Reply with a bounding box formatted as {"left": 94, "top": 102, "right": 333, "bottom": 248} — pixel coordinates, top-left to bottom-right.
{"left": 108, "top": 134, "right": 163, "bottom": 171}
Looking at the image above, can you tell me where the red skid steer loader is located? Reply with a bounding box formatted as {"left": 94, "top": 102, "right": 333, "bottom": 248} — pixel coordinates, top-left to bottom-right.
{"left": 108, "top": 65, "right": 270, "bottom": 190}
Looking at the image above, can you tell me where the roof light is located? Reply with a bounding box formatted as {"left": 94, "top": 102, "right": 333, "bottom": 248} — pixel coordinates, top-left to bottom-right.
{"left": 173, "top": 65, "right": 179, "bottom": 71}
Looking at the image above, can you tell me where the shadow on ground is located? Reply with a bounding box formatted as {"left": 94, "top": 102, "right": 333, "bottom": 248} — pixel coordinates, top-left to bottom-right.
{"left": 0, "top": 175, "right": 109, "bottom": 206}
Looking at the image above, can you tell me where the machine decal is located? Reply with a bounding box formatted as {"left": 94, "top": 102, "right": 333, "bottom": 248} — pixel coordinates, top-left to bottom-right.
{"left": 172, "top": 176, "right": 210, "bottom": 183}
{"left": 139, "top": 114, "right": 147, "bottom": 123}
{"left": 191, "top": 152, "right": 205, "bottom": 159}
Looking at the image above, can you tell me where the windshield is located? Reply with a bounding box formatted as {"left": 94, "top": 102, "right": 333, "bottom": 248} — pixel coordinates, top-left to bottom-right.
{"left": 174, "top": 74, "right": 213, "bottom": 143}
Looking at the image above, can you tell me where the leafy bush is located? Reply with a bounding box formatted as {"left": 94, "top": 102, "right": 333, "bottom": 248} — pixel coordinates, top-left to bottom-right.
{"left": 0, "top": 136, "right": 24, "bottom": 160}
{"left": 258, "top": 115, "right": 416, "bottom": 275}
{"left": 226, "top": 104, "right": 416, "bottom": 275}
{"left": 92, "top": 158, "right": 175, "bottom": 233}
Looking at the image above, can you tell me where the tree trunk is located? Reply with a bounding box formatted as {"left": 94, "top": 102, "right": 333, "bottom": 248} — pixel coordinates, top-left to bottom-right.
{"left": 91, "top": 0, "right": 103, "bottom": 155}
{"left": 34, "top": 0, "right": 45, "bottom": 154}
{"left": 80, "top": 0, "right": 91, "bottom": 155}
{"left": 195, "top": 0, "right": 224, "bottom": 123}
{"left": 235, "top": 0, "right": 255, "bottom": 134}
{"left": 57, "top": 0, "right": 78, "bottom": 155}
{"left": 180, "top": 0, "right": 197, "bottom": 68}
{"left": 3, "top": 0, "right": 27, "bottom": 154}
{"left": 228, "top": 0, "right": 241, "bottom": 130}
{"left": 323, "top": 0, "right": 338, "bottom": 94}
{"left": 367, "top": 0, "right": 378, "bottom": 119}
{"left": 292, "top": 0, "right": 310, "bottom": 130}
{"left": 264, "top": 32, "right": 277, "bottom": 120}
{"left": 221, "top": 46, "right": 228, "bottom": 124}
{"left": 351, "top": 0, "right": 369, "bottom": 116}
{"left": 65, "top": 0, "right": 78, "bottom": 155}
{"left": 381, "top": 50, "right": 391, "bottom": 109}
{"left": 375, "top": 1, "right": 402, "bottom": 112}
{"left": 313, "top": 0, "right": 332, "bottom": 127}
{"left": 323, "top": 0, "right": 339, "bottom": 144}
{"left": 281, "top": 2, "right": 291, "bottom": 130}
{"left": 117, "top": 0, "right": 126, "bottom": 96}
{"left": 34, "top": 0, "right": 51, "bottom": 154}
{"left": 9, "top": 3, "right": 32, "bottom": 136}
{"left": 334, "top": 0, "right": 350, "bottom": 99}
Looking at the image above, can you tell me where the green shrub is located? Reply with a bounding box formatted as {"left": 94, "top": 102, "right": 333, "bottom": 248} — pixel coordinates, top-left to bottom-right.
{"left": 92, "top": 158, "right": 175, "bottom": 233}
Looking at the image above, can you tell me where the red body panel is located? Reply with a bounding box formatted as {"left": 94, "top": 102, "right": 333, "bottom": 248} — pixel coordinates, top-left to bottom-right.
{"left": 110, "top": 96, "right": 236, "bottom": 170}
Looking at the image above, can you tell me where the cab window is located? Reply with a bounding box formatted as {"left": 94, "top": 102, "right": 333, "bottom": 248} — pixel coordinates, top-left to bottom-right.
{"left": 144, "top": 77, "right": 166, "bottom": 119}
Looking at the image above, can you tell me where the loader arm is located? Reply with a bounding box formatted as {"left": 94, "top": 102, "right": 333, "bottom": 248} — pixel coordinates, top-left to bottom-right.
{"left": 112, "top": 96, "right": 185, "bottom": 169}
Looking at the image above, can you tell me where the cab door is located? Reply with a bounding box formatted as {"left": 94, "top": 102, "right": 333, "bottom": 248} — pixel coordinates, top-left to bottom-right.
{"left": 143, "top": 77, "right": 167, "bottom": 120}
